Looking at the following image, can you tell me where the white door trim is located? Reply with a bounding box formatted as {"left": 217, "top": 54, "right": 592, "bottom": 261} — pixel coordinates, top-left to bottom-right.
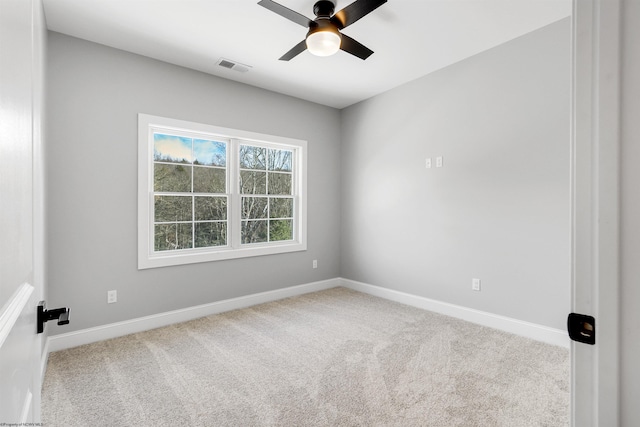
{"left": 571, "top": 0, "right": 621, "bottom": 425}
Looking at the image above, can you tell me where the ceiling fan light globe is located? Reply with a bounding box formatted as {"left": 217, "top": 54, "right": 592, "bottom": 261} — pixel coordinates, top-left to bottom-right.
{"left": 306, "top": 30, "right": 341, "bottom": 56}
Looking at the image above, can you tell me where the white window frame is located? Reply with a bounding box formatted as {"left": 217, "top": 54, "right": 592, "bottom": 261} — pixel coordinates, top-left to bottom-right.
{"left": 138, "top": 114, "right": 307, "bottom": 269}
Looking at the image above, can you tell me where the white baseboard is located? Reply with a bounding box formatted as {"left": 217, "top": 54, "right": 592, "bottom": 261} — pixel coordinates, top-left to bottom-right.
{"left": 46, "top": 276, "right": 568, "bottom": 355}
{"left": 340, "top": 278, "right": 570, "bottom": 348}
{"left": 47, "top": 278, "right": 340, "bottom": 353}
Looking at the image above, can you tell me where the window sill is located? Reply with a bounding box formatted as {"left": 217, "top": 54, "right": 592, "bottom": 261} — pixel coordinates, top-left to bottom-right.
{"left": 138, "top": 240, "right": 307, "bottom": 270}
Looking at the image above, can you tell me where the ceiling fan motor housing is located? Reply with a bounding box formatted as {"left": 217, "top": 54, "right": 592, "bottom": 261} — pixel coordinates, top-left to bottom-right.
{"left": 313, "top": 1, "right": 336, "bottom": 17}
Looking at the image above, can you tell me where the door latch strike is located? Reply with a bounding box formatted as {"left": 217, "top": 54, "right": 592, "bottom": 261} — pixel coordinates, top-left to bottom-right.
{"left": 567, "top": 313, "right": 595, "bottom": 345}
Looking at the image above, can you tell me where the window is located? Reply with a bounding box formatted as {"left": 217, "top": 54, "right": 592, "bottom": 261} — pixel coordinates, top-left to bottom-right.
{"left": 138, "top": 114, "right": 307, "bottom": 269}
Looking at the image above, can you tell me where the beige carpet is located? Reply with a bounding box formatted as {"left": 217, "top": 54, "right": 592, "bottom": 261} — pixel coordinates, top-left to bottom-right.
{"left": 42, "top": 287, "right": 569, "bottom": 426}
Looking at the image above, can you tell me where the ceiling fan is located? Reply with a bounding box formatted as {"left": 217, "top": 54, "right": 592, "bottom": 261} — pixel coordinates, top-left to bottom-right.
{"left": 257, "top": 0, "right": 387, "bottom": 60}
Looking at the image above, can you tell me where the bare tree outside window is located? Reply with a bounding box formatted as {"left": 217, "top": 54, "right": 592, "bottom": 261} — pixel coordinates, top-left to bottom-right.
{"left": 239, "top": 144, "right": 294, "bottom": 244}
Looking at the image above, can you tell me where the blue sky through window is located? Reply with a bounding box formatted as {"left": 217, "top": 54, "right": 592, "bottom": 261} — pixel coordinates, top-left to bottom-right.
{"left": 154, "top": 134, "right": 227, "bottom": 167}
{"left": 154, "top": 134, "right": 192, "bottom": 163}
{"left": 194, "top": 139, "right": 226, "bottom": 166}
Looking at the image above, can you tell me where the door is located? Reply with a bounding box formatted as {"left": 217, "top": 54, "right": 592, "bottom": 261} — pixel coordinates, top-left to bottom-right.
{"left": 0, "top": 0, "right": 46, "bottom": 422}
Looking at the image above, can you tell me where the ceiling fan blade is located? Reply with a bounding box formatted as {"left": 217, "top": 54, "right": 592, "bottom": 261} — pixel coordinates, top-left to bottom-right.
{"left": 339, "top": 33, "right": 374, "bottom": 60}
{"left": 331, "top": 0, "right": 387, "bottom": 29}
{"left": 258, "top": 0, "right": 312, "bottom": 27}
{"left": 279, "top": 40, "right": 308, "bottom": 61}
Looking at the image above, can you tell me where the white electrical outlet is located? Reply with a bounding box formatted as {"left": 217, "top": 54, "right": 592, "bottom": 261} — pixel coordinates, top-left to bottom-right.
{"left": 313, "top": 260, "right": 318, "bottom": 269}
{"left": 425, "top": 158, "right": 432, "bottom": 169}
{"left": 472, "top": 278, "right": 481, "bottom": 291}
{"left": 107, "top": 290, "right": 117, "bottom": 304}
{"left": 436, "top": 156, "right": 443, "bottom": 168}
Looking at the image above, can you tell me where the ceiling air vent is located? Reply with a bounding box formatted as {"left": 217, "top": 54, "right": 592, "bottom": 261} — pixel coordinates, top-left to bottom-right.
{"left": 216, "top": 58, "right": 252, "bottom": 73}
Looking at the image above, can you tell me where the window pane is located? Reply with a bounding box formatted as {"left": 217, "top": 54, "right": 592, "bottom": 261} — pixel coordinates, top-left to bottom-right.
{"left": 268, "top": 172, "right": 292, "bottom": 195}
{"left": 269, "top": 198, "right": 293, "bottom": 219}
{"left": 239, "top": 145, "right": 266, "bottom": 170}
{"left": 269, "top": 219, "right": 293, "bottom": 241}
{"left": 193, "top": 166, "right": 225, "bottom": 193}
{"left": 242, "top": 197, "right": 268, "bottom": 219}
{"left": 240, "top": 170, "right": 266, "bottom": 194}
{"left": 195, "top": 222, "right": 227, "bottom": 247}
{"left": 154, "top": 134, "right": 192, "bottom": 164}
{"left": 154, "top": 223, "right": 193, "bottom": 251}
{"left": 154, "top": 195, "right": 192, "bottom": 222}
{"left": 154, "top": 163, "right": 191, "bottom": 192}
{"left": 195, "top": 196, "right": 227, "bottom": 221}
{"left": 268, "top": 149, "right": 292, "bottom": 172}
{"left": 241, "top": 220, "right": 267, "bottom": 244}
{"left": 193, "top": 139, "right": 226, "bottom": 166}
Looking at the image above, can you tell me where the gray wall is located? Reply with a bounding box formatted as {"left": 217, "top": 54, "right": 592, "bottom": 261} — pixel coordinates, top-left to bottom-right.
{"left": 46, "top": 32, "right": 341, "bottom": 333}
{"left": 621, "top": 0, "right": 640, "bottom": 424}
{"left": 47, "top": 19, "right": 571, "bottom": 335}
{"left": 340, "top": 19, "right": 570, "bottom": 330}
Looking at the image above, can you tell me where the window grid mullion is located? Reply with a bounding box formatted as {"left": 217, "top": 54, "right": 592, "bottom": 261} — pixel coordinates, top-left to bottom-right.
{"left": 230, "top": 139, "right": 240, "bottom": 250}
{"left": 191, "top": 140, "right": 195, "bottom": 249}
{"left": 266, "top": 148, "right": 270, "bottom": 243}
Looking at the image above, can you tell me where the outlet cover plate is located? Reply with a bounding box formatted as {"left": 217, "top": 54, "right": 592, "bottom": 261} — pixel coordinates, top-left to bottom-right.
{"left": 107, "top": 290, "right": 117, "bottom": 304}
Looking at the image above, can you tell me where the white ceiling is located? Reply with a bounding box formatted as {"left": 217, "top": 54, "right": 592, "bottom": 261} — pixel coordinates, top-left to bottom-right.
{"left": 42, "top": 0, "right": 571, "bottom": 109}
